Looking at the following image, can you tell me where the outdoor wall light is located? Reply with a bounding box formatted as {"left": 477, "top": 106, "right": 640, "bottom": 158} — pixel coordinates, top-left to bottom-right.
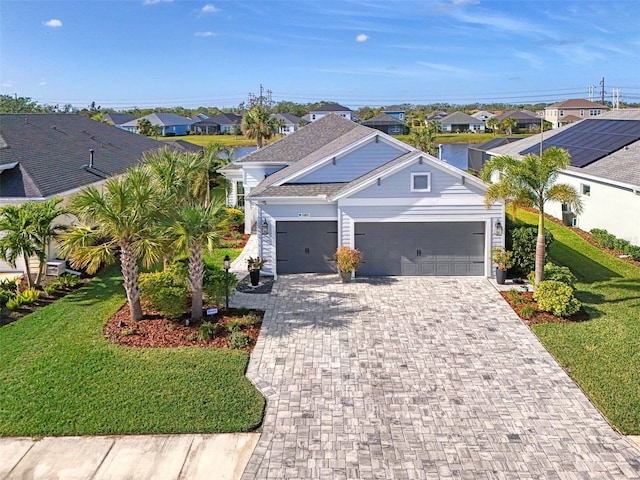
{"left": 261, "top": 219, "right": 269, "bottom": 236}
{"left": 494, "top": 220, "right": 503, "bottom": 236}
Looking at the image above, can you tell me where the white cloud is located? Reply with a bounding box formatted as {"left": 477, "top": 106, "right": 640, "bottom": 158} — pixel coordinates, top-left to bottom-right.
{"left": 202, "top": 4, "right": 218, "bottom": 13}
{"left": 39, "top": 79, "right": 47, "bottom": 86}
{"left": 416, "top": 61, "right": 470, "bottom": 76}
{"left": 195, "top": 31, "right": 216, "bottom": 37}
{"left": 142, "top": 0, "right": 173, "bottom": 5}
{"left": 2, "top": 81, "right": 13, "bottom": 88}
{"left": 452, "top": 0, "right": 479, "bottom": 4}
{"left": 356, "top": 33, "right": 369, "bottom": 43}
{"left": 44, "top": 19, "right": 62, "bottom": 28}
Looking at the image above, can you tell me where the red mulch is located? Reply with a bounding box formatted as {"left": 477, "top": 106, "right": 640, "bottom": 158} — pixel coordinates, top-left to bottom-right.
{"left": 500, "top": 291, "right": 589, "bottom": 325}
{"left": 104, "top": 305, "right": 263, "bottom": 352}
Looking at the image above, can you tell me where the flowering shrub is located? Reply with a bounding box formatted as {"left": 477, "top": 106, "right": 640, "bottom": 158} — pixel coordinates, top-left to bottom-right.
{"left": 247, "top": 256, "right": 266, "bottom": 271}
{"left": 533, "top": 280, "right": 580, "bottom": 317}
{"left": 334, "top": 246, "right": 363, "bottom": 273}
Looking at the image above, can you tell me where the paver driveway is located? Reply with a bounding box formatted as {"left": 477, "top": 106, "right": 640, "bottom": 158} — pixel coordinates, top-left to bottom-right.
{"left": 241, "top": 275, "right": 640, "bottom": 479}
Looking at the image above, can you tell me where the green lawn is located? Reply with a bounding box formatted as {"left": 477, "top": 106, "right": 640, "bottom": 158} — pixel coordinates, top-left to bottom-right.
{"left": 159, "top": 135, "right": 258, "bottom": 148}
{"left": 396, "top": 132, "right": 532, "bottom": 144}
{"left": 0, "top": 250, "right": 263, "bottom": 436}
{"left": 513, "top": 209, "right": 640, "bottom": 434}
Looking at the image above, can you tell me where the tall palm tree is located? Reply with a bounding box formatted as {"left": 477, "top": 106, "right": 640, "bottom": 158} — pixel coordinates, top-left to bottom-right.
{"left": 0, "top": 204, "right": 39, "bottom": 288}
{"left": 58, "top": 167, "right": 165, "bottom": 321}
{"left": 501, "top": 117, "right": 518, "bottom": 135}
{"left": 409, "top": 121, "right": 439, "bottom": 156}
{"left": 481, "top": 147, "right": 582, "bottom": 284}
{"left": 486, "top": 117, "right": 499, "bottom": 134}
{"left": 242, "top": 105, "right": 278, "bottom": 149}
{"left": 167, "top": 201, "right": 224, "bottom": 319}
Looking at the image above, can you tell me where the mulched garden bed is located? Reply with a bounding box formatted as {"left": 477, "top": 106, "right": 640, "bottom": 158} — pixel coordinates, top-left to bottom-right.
{"left": 104, "top": 305, "right": 263, "bottom": 352}
{"left": 236, "top": 274, "right": 275, "bottom": 294}
{"left": 500, "top": 290, "right": 589, "bottom": 325}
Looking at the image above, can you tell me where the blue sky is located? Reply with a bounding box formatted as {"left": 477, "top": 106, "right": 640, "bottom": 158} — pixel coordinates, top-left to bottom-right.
{"left": 1, "top": 0, "right": 639, "bottom": 110}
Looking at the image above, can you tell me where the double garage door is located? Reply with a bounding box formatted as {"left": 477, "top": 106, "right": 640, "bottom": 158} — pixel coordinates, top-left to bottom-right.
{"left": 275, "top": 221, "right": 485, "bottom": 276}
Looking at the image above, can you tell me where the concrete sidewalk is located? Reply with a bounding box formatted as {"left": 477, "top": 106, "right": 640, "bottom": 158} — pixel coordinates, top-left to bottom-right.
{"left": 0, "top": 433, "right": 260, "bottom": 480}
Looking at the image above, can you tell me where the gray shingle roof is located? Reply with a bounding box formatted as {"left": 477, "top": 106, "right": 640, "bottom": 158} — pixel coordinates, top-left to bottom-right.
{"left": 273, "top": 113, "right": 301, "bottom": 124}
{"left": 362, "top": 112, "right": 405, "bottom": 126}
{"left": 120, "top": 113, "right": 195, "bottom": 127}
{"left": 439, "top": 112, "right": 483, "bottom": 124}
{"left": 103, "top": 113, "right": 136, "bottom": 126}
{"left": 311, "top": 103, "right": 351, "bottom": 113}
{"left": 206, "top": 113, "right": 241, "bottom": 126}
{"left": 0, "top": 114, "right": 165, "bottom": 198}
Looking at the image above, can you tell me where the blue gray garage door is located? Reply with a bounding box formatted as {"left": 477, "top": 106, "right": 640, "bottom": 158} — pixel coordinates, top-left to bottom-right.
{"left": 355, "top": 222, "right": 485, "bottom": 276}
{"left": 276, "top": 221, "right": 338, "bottom": 274}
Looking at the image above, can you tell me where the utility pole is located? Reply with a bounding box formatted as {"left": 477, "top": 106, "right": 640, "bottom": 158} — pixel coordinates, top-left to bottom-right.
{"left": 600, "top": 77, "right": 605, "bottom": 105}
{"left": 588, "top": 85, "right": 595, "bottom": 102}
{"left": 612, "top": 88, "right": 620, "bottom": 109}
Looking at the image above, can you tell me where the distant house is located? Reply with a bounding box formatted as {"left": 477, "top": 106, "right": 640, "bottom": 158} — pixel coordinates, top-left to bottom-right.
{"left": 426, "top": 111, "right": 448, "bottom": 122}
{"left": 273, "top": 113, "right": 302, "bottom": 135}
{"left": 439, "top": 112, "right": 485, "bottom": 133}
{"left": 487, "top": 109, "right": 640, "bottom": 245}
{"left": 0, "top": 113, "right": 165, "bottom": 272}
{"left": 103, "top": 113, "right": 136, "bottom": 129}
{"left": 471, "top": 111, "right": 496, "bottom": 124}
{"left": 308, "top": 103, "right": 354, "bottom": 122}
{"left": 496, "top": 110, "right": 541, "bottom": 132}
{"left": 205, "top": 113, "right": 242, "bottom": 134}
{"left": 120, "top": 113, "right": 195, "bottom": 136}
{"left": 544, "top": 99, "right": 607, "bottom": 129}
{"left": 361, "top": 112, "right": 406, "bottom": 135}
{"left": 190, "top": 114, "right": 220, "bottom": 135}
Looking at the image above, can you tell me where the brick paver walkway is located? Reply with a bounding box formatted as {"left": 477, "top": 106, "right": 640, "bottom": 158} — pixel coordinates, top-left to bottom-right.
{"left": 241, "top": 275, "right": 640, "bottom": 479}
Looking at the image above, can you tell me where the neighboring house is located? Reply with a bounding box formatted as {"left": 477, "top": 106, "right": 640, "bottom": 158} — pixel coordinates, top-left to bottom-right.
{"left": 162, "top": 139, "right": 204, "bottom": 154}
{"left": 206, "top": 113, "right": 242, "bottom": 134}
{"left": 544, "top": 99, "right": 607, "bottom": 129}
{"left": 103, "top": 113, "right": 136, "bottom": 129}
{"left": 439, "top": 112, "right": 486, "bottom": 133}
{"left": 496, "top": 110, "right": 541, "bottom": 132}
{"left": 190, "top": 114, "right": 220, "bottom": 134}
{"left": 0, "top": 113, "right": 165, "bottom": 272}
{"left": 486, "top": 109, "right": 640, "bottom": 245}
{"left": 361, "top": 112, "right": 406, "bottom": 135}
{"left": 467, "top": 137, "right": 522, "bottom": 173}
{"left": 219, "top": 114, "right": 504, "bottom": 278}
{"left": 426, "top": 111, "right": 448, "bottom": 121}
{"left": 120, "top": 113, "right": 195, "bottom": 136}
{"left": 471, "top": 110, "right": 496, "bottom": 124}
{"left": 273, "top": 113, "right": 301, "bottom": 135}
{"left": 308, "top": 103, "right": 354, "bottom": 122}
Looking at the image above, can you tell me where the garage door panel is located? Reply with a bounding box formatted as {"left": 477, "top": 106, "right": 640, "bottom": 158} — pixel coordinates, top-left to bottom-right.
{"left": 276, "top": 221, "right": 337, "bottom": 274}
{"left": 355, "top": 222, "right": 485, "bottom": 276}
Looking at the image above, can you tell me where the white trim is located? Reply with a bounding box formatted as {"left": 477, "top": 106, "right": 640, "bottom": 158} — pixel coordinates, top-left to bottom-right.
{"left": 249, "top": 197, "right": 335, "bottom": 204}
{"left": 272, "top": 216, "right": 338, "bottom": 221}
{"left": 338, "top": 197, "right": 493, "bottom": 207}
{"left": 410, "top": 172, "right": 431, "bottom": 192}
{"left": 349, "top": 215, "right": 494, "bottom": 223}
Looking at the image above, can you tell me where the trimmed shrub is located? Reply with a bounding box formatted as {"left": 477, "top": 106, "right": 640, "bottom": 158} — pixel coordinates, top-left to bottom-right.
{"left": 198, "top": 321, "right": 214, "bottom": 341}
{"left": 590, "top": 228, "right": 616, "bottom": 250}
{"left": 509, "top": 226, "right": 554, "bottom": 275}
{"left": 224, "top": 208, "right": 245, "bottom": 231}
{"left": 519, "top": 304, "right": 536, "bottom": 319}
{"left": 139, "top": 271, "right": 188, "bottom": 319}
{"left": 533, "top": 280, "right": 580, "bottom": 317}
{"left": 226, "top": 319, "right": 243, "bottom": 333}
{"left": 242, "top": 313, "right": 262, "bottom": 326}
{"left": 590, "top": 228, "right": 640, "bottom": 260}
{"left": 543, "top": 263, "right": 577, "bottom": 290}
{"left": 505, "top": 289, "right": 526, "bottom": 306}
{"left": 17, "top": 288, "right": 40, "bottom": 305}
{"left": 229, "top": 332, "right": 250, "bottom": 349}
{"left": 203, "top": 265, "right": 238, "bottom": 306}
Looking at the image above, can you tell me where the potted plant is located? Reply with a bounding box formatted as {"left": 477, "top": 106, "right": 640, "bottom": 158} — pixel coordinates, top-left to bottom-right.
{"left": 247, "top": 256, "right": 266, "bottom": 286}
{"left": 334, "top": 246, "right": 363, "bottom": 282}
{"left": 491, "top": 247, "right": 514, "bottom": 285}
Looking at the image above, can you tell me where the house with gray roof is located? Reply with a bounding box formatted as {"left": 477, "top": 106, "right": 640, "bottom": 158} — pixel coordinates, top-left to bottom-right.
{"left": 544, "top": 99, "right": 607, "bottom": 129}
{"left": 496, "top": 110, "right": 541, "bottom": 132}
{"left": 203, "top": 113, "right": 242, "bottom": 134}
{"left": 0, "top": 113, "right": 166, "bottom": 272}
{"left": 361, "top": 112, "right": 407, "bottom": 135}
{"left": 120, "top": 113, "right": 195, "bottom": 136}
{"left": 218, "top": 114, "right": 504, "bottom": 278}
{"left": 439, "top": 112, "right": 485, "bottom": 133}
{"left": 273, "top": 113, "right": 302, "bottom": 135}
{"left": 487, "top": 109, "right": 640, "bottom": 245}
{"left": 308, "top": 103, "right": 354, "bottom": 122}
{"left": 103, "top": 113, "right": 136, "bottom": 129}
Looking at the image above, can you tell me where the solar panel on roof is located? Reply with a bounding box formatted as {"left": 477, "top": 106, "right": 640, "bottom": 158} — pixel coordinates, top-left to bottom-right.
{"left": 520, "top": 119, "right": 640, "bottom": 168}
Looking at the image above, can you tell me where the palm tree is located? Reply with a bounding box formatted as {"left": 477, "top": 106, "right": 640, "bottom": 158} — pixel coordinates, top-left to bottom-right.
{"left": 168, "top": 201, "right": 224, "bottom": 319}
{"left": 486, "top": 117, "right": 499, "bottom": 134}
{"left": 58, "top": 167, "right": 165, "bottom": 321}
{"left": 137, "top": 118, "right": 153, "bottom": 136}
{"left": 27, "top": 198, "right": 67, "bottom": 286}
{"left": 0, "top": 204, "right": 39, "bottom": 288}
{"left": 409, "top": 121, "right": 439, "bottom": 156}
{"left": 481, "top": 147, "right": 582, "bottom": 284}
{"left": 242, "top": 105, "right": 278, "bottom": 149}
{"left": 501, "top": 117, "right": 518, "bottom": 135}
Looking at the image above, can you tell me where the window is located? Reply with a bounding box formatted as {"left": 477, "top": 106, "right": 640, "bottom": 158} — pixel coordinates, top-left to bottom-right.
{"left": 236, "top": 182, "right": 245, "bottom": 210}
{"left": 561, "top": 203, "right": 571, "bottom": 212}
{"left": 559, "top": 110, "right": 565, "bottom": 117}
{"left": 581, "top": 184, "right": 591, "bottom": 196}
{"left": 580, "top": 109, "right": 585, "bottom": 116}
{"left": 589, "top": 109, "right": 601, "bottom": 116}
{"left": 411, "top": 172, "right": 431, "bottom": 192}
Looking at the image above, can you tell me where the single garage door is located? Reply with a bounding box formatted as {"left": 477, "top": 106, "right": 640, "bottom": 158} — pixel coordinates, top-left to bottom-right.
{"left": 276, "top": 221, "right": 338, "bottom": 274}
{"left": 355, "top": 222, "right": 485, "bottom": 276}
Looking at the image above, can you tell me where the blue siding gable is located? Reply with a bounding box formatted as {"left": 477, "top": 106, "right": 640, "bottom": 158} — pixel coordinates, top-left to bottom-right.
{"left": 350, "top": 161, "right": 484, "bottom": 199}
{"left": 293, "top": 140, "right": 408, "bottom": 184}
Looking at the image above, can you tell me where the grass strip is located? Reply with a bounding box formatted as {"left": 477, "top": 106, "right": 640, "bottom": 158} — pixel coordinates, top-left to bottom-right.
{"left": 513, "top": 209, "right": 640, "bottom": 434}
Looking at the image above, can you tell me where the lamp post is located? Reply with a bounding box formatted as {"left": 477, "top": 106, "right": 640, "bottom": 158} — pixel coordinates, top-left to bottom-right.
{"left": 223, "top": 255, "right": 230, "bottom": 311}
